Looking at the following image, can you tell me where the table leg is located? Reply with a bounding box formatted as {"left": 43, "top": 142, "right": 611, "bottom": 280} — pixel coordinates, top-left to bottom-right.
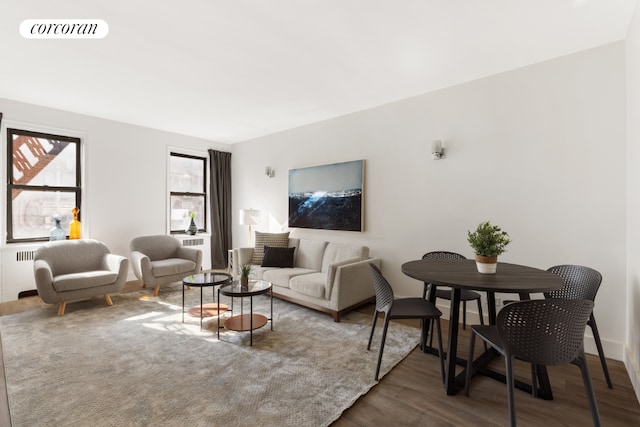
{"left": 200, "top": 285, "right": 203, "bottom": 330}
{"left": 428, "top": 285, "right": 437, "bottom": 303}
{"left": 487, "top": 291, "right": 497, "bottom": 324}
{"left": 444, "top": 288, "right": 462, "bottom": 395}
{"left": 270, "top": 287, "right": 273, "bottom": 330}
{"left": 182, "top": 284, "right": 185, "bottom": 324}
{"left": 426, "top": 284, "right": 438, "bottom": 350}
{"left": 250, "top": 295, "right": 254, "bottom": 346}
{"left": 217, "top": 288, "right": 220, "bottom": 341}
{"left": 536, "top": 366, "right": 553, "bottom": 400}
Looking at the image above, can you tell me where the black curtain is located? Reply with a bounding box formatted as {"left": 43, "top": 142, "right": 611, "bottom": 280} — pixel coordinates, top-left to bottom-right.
{"left": 209, "top": 149, "right": 232, "bottom": 269}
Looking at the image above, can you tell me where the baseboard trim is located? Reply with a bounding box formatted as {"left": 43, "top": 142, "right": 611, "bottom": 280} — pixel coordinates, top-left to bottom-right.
{"left": 624, "top": 345, "right": 640, "bottom": 403}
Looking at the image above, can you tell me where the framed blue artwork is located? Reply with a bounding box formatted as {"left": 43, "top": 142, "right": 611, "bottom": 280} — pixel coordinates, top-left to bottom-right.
{"left": 288, "top": 160, "right": 364, "bottom": 232}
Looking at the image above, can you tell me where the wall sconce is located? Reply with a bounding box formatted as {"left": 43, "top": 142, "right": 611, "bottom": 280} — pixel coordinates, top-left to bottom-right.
{"left": 265, "top": 166, "right": 275, "bottom": 178}
{"left": 432, "top": 140, "right": 445, "bottom": 160}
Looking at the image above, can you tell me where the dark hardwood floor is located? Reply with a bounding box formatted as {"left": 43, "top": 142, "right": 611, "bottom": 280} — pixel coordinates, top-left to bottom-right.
{"left": 333, "top": 309, "right": 640, "bottom": 427}
{"left": 1, "top": 282, "right": 639, "bottom": 426}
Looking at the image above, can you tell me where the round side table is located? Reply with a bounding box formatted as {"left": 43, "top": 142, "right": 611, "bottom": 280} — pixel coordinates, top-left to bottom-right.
{"left": 182, "top": 272, "right": 232, "bottom": 330}
{"left": 218, "top": 279, "right": 273, "bottom": 346}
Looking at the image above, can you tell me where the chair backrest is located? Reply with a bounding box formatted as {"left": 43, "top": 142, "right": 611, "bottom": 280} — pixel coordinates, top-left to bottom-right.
{"left": 421, "top": 252, "right": 466, "bottom": 288}
{"left": 130, "top": 235, "right": 181, "bottom": 261}
{"left": 421, "top": 251, "right": 466, "bottom": 261}
{"left": 544, "top": 265, "right": 602, "bottom": 302}
{"left": 35, "top": 239, "right": 111, "bottom": 276}
{"left": 497, "top": 299, "right": 594, "bottom": 366}
{"left": 368, "top": 263, "right": 394, "bottom": 315}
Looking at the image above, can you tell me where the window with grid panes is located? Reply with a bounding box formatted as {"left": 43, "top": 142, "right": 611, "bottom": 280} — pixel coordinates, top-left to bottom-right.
{"left": 6, "top": 128, "right": 82, "bottom": 242}
{"left": 169, "top": 152, "right": 206, "bottom": 233}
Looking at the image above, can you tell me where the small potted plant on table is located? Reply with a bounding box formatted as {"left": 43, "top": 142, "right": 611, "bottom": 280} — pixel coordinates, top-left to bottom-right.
{"left": 467, "top": 221, "right": 511, "bottom": 274}
{"left": 240, "top": 264, "right": 252, "bottom": 286}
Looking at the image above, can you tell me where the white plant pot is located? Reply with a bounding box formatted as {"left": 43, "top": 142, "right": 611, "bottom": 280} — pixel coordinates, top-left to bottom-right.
{"left": 475, "top": 255, "right": 498, "bottom": 274}
{"left": 476, "top": 261, "right": 497, "bottom": 274}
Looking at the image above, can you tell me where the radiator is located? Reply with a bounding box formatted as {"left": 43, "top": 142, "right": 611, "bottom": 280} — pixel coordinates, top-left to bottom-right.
{"left": 174, "top": 234, "right": 212, "bottom": 270}
{"left": 1, "top": 245, "right": 39, "bottom": 302}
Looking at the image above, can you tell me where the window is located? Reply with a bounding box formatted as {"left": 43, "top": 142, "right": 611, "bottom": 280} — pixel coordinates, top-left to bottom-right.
{"left": 6, "top": 128, "right": 81, "bottom": 242}
{"left": 169, "top": 152, "right": 206, "bottom": 233}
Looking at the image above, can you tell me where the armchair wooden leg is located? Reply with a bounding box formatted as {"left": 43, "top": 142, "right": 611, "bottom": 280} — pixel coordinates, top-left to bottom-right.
{"left": 104, "top": 294, "right": 113, "bottom": 306}
{"left": 57, "top": 302, "right": 67, "bottom": 316}
{"left": 153, "top": 285, "right": 160, "bottom": 296}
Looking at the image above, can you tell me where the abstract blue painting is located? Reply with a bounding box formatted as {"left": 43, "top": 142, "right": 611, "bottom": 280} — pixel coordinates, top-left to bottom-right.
{"left": 288, "top": 160, "right": 364, "bottom": 231}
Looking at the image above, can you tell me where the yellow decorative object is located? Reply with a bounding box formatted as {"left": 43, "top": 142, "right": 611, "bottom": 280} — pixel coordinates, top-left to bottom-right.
{"left": 69, "top": 207, "right": 81, "bottom": 240}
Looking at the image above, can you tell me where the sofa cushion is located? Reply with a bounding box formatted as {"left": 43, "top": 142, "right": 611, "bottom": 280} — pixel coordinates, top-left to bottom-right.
{"left": 290, "top": 272, "right": 327, "bottom": 299}
{"left": 321, "top": 243, "right": 369, "bottom": 272}
{"left": 261, "top": 246, "right": 295, "bottom": 268}
{"left": 251, "top": 232, "right": 290, "bottom": 265}
{"left": 263, "top": 268, "right": 316, "bottom": 289}
{"left": 296, "top": 240, "right": 328, "bottom": 271}
{"left": 53, "top": 271, "right": 119, "bottom": 292}
{"left": 150, "top": 258, "right": 196, "bottom": 277}
{"left": 250, "top": 266, "right": 276, "bottom": 280}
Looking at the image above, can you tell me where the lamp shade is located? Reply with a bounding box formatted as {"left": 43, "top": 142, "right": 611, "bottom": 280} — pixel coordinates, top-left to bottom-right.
{"left": 239, "top": 209, "right": 261, "bottom": 226}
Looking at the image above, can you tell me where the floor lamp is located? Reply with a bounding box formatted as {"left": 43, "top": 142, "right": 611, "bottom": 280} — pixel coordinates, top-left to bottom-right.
{"left": 239, "top": 209, "right": 261, "bottom": 246}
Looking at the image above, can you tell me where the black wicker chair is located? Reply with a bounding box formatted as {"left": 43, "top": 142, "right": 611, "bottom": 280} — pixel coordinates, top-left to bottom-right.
{"left": 367, "top": 263, "right": 444, "bottom": 381}
{"left": 422, "top": 251, "right": 484, "bottom": 329}
{"left": 465, "top": 299, "right": 601, "bottom": 427}
{"left": 545, "top": 265, "right": 612, "bottom": 389}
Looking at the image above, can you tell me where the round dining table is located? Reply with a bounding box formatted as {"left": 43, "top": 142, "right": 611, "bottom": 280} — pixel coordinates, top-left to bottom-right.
{"left": 401, "top": 259, "right": 564, "bottom": 397}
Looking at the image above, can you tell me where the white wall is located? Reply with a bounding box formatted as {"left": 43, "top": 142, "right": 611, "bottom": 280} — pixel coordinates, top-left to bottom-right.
{"left": 0, "top": 98, "right": 229, "bottom": 278}
{"left": 232, "top": 43, "right": 627, "bottom": 363}
{"left": 626, "top": 3, "right": 640, "bottom": 401}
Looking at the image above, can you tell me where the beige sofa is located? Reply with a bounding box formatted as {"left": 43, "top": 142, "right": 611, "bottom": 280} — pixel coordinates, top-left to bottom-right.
{"left": 233, "top": 234, "right": 380, "bottom": 321}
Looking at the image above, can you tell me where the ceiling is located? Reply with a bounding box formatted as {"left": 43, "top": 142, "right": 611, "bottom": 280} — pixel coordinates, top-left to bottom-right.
{"left": 1, "top": 1, "right": 637, "bottom": 144}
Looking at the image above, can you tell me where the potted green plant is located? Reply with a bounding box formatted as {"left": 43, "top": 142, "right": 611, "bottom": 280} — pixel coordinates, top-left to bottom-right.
{"left": 240, "top": 264, "right": 252, "bottom": 286}
{"left": 467, "top": 221, "right": 511, "bottom": 274}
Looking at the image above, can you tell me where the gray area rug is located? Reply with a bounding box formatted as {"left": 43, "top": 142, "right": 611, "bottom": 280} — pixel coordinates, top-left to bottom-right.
{"left": 0, "top": 284, "right": 419, "bottom": 426}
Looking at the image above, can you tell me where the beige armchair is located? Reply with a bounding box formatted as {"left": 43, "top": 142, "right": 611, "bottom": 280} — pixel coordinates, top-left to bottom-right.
{"left": 33, "top": 239, "right": 129, "bottom": 316}
{"left": 129, "top": 235, "right": 202, "bottom": 296}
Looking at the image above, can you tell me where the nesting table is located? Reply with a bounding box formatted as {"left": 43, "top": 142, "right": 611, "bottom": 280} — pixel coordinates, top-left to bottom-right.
{"left": 218, "top": 279, "right": 273, "bottom": 346}
{"left": 182, "top": 272, "right": 233, "bottom": 329}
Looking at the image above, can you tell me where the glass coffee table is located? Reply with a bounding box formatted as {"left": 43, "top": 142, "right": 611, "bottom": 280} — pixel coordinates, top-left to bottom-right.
{"left": 182, "top": 272, "right": 233, "bottom": 330}
{"left": 217, "top": 279, "right": 273, "bottom": 345}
